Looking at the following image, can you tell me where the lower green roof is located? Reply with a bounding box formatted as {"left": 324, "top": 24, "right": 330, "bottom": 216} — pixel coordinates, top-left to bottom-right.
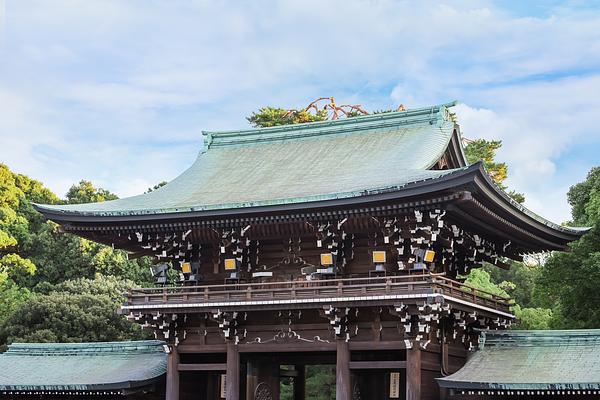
{"left": 437, "top": 330, "right": 600, "bottom": 391}
{"left": 0, "top": 340, "right": 166, "bottom": 393}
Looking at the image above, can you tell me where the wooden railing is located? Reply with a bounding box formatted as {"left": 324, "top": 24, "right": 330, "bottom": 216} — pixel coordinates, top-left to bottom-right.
{"left": 125, "top": 273, "right": 512, "bottom": 313}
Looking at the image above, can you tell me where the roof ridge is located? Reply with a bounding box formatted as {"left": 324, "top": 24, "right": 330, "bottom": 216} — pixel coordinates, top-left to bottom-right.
{"left": 203, "top": 101, "right": 457, "bottom": 149}
{"left": 6, "top": 340, "right": 166, "bottom": 356}
{"left": 481, "top": 329, "right": 600, "bottom": 347}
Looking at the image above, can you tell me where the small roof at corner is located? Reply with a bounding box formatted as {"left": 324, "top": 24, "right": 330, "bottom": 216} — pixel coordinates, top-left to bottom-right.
{"left": 437, "top": 329, "right": 600, "bottom": 392}
{"left": 0, "top": 340, "right": 166, "bottom": 393}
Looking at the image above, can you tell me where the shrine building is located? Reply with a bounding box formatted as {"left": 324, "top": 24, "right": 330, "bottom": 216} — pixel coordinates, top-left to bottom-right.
{"left": 29, "top": 102, "right": 592, "bottom": 399}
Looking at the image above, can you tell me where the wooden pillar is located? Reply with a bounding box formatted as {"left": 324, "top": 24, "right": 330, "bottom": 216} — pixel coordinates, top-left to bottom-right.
{"left": 246, "top": 359, "right": 258, "bottom": 400}
{"left": 246, "top": 357, "right": 281, "bottom": 400}
{"left": 294, "top": 365, "right": 305, "bottom": 400}
{"left": 226, "top": 341, "right": 240, "bottom": 400}
{"left": 166, "top": 346, "right": 180, "bottom": 400}
{"left": 336, "top": 340, "right": 351, "bottom": 400}
{"left": 207, "top": 372, "right": 217, "bottom": 400}
{"left": 406, "top": 346, "right": 421, "bottom": 400}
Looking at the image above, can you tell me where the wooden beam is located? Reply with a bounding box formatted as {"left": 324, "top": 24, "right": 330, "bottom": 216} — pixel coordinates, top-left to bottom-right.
{"left": 178, "top": 363, "right": 226, "bottom": 371}
{"left": 348, "top": 361, "right": 406, "bottom": 370}
{"left": 294, "top": 365, "right": 305, "bottom": 400}
{"left": 239, "top": 342, "right": 336, "bottom": 353}
{"left": 349, "top": 341, "right": 410, "bottom": 351}
{"left": 166, "top": 346, "right": 179, "bottom": 400}
{"left": 226, "top": 341, "right": 240, "bottom": 400}
{"left": 336, "top": 340, "right": 352, "bottom": 400}
{"left": 177, "top": 344, "right": 227, "bottom": 353}
{"left": 279, "top": 369, "right": 299, "bottom": 378}
{"left": 406, "top": 346, "right": 421, "bottom": 400}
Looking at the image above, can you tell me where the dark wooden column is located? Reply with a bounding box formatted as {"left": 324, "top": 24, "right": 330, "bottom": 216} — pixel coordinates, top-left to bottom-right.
{"left": 294, "top": 365, "right": 305, "bottom": 400}
{"left": 226, "top": 341, "right": 240, "bottom": 400}
{"left": 245, "top": 359, "right": 258, "bottom": 400}
{"left": 406, "top": 346, "right": 421, "bottom": 400}
{"left": 166, "top": 345, "right": 180, "bottom": 400}
{"left": 336, "top": 340, "right": 351, "bottom": 400}
{"left": 246, "top": 357, "right": 281, "bottom": 400}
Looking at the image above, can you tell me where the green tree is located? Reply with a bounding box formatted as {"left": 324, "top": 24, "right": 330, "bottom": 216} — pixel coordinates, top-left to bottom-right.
{"left": 462, "top": 268, "right": 554, "bottom": 329}
{"left": 65, "top": 180, "right": 118, "bottom": 204}
{"left": 463, "top": 268, "right": 513, "bottom": 299}
{"left": 464, "top": 139, "right": 507, "bottom": 184}
{"left": 0, "top": 281, "right": 30, "bottom": 328}
{"left": 511, "top": 305, "right": 553, "bottom": 330}
{"left": 567, "top": 167, "right": 600, "bottom": 226}
{"left": 0, "top": 163, "right": 163, "bottom": 352}
{"left": 483, "top": 261, "right": 540, "bottom": 308}
{"left": 0, "top": 164, "right": 56, "bottom": 285}
{"left": 464, "top": 139, "right": 525, "bottom": 203}
{"left": 534, "top": 167, "right": 600, "bottom": 328}
{"left": 145, "top": 181, "right": 168, "bottom": 193}
{"left": 0, "top": 274, "right": 150, "bottom": 345}
{"left": 305, "top": 365, "right": 335, "bottom": 400}
{"left": 247, "top": 107, "right": 328, "bottom": 128}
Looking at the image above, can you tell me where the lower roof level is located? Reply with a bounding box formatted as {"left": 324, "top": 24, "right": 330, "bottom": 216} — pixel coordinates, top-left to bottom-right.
{"left": 437, "top": 329, "right": 600, "bottom": 395}
{"left": 0, "top": 340, "right": 166, "bottom": 395}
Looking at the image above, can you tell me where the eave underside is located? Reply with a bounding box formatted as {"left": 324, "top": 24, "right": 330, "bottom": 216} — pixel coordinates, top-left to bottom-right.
{"left": 42, "top": 165, "right": 584, "bottom": 255}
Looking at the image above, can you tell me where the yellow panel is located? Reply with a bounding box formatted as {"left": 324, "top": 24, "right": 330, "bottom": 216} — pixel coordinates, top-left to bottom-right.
{"left": 320, "top": 253, "right": 334, "bottom": 266}
{"left": 224, "top": 258, "right": 237, "bottom": 270}
{"left": 372, "top": 251, "right": 387, "bottom": 263}
{"left": 181, "top": 262, "right": 191, "bottom": 274}
{"left": 424, "top": 250, "right": 436, "bottom": 263}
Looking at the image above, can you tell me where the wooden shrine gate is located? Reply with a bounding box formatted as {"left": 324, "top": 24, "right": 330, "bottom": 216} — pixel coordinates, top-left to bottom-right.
{"left": 124, "top": 274, "right": 512, "bottom": 400}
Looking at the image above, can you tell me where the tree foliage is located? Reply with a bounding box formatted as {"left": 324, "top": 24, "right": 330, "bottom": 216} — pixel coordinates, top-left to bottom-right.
{"left": 511, "top": 305, "right": 553, "bottom": 330}
{"left": 463, "top": 139, "right": 525, "bottom": 203}
{"left": 0, "top": 274, "right": 150, "bottom": 345}
{"left": 532, "top": 168, "right": 600, "bottom": 328}
{"left": 469, "top": 167, "right": 600, "bottom": 330}
{"left": 0, "top": 164, "right": 155, "bottom": 349}
{"left": 145, "top": 181, "right": 168, "bottom": 193}
{"left": 247, "top": 107, "right": 328, "bottom": 128}
{"left": 535, "top": 229, "right": 600, "bottom": 328}
{"left": 0, "top": 163, "right": 58, "bottom": 285}
{"left": 66, "top": 180, "right": 119, "bottom": 204}
{"left": 464, "top": 139, "right": 507, "bottom": 184}
{"left": 567, "top": 167, "right": 600, "bottom": 226}
{"left": 463, "top": 268, "right": 512, "bottom": 299}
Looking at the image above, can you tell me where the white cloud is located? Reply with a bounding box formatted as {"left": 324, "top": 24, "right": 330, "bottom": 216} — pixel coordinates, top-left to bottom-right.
{"left": 63, "top": 83, "right": 196, "bottom": 111}
{"left": 0, "top": 0, "right": 598, "bottom": 223}
{"left": 454, "top": 74, "right": 600, "bottom": 221}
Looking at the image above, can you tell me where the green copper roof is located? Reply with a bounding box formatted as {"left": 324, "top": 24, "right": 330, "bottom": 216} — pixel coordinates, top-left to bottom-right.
{"left": 34, "top": 102, "right": 461, "bottom": 217}
{"left": 437, "top": 329, "right": 600, "bottom": 391}
{"left": 0, "top": 340, "right": 166, "bottom": 392}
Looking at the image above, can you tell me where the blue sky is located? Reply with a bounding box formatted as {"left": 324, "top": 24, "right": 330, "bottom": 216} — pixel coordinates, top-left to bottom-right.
{"left": 0, "top": 0, "right": 599, "bottom": 223}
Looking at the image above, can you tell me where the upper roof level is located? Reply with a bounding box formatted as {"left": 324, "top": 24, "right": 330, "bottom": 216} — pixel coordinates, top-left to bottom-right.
{"left": 34, "top": 102, "right": 465, "bottom": 217}
{"left": 33, "top": 101, "right": 587, "bottom": 252}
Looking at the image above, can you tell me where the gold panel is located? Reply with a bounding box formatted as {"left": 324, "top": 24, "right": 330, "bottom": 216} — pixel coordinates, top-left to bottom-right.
{"left": 372, "top": 250, "right": 387, "bottom": 263}
{"left": 181, "top": 262, "right": 191, "bottom": 274}
{"left": 424, "top": 250, "right": 436, "bottom": 263}
{"left": 224, "top": 258, "right": 237, "bottom": 270}
{"left": 320, "top": 253, "right": 334, "bottom": 266}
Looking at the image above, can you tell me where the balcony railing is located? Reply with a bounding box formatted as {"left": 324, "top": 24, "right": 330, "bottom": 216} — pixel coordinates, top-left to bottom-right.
{"left": 125, "top": 273, "right": 512, "bottom": 314}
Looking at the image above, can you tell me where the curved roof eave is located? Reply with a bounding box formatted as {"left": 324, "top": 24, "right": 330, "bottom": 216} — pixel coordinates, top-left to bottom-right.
{"left": 32, "top": 165, "right": 477, "bottom": 223}
{"left": 468, "top": 163, "right": 591, "bottom": 241}
{"left": 33, "top": 163, "right": 588, "bottom": 247}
